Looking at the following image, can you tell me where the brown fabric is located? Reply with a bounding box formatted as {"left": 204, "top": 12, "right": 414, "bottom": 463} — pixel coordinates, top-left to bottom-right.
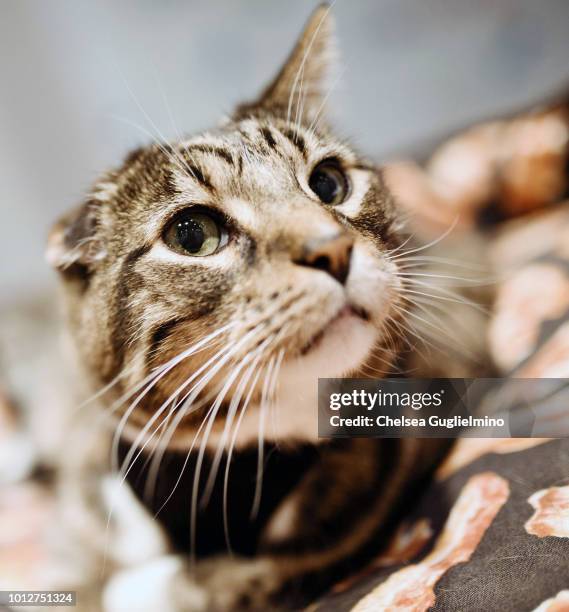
{"left": 317, "top": 440, "right": 569, "bottom": 612}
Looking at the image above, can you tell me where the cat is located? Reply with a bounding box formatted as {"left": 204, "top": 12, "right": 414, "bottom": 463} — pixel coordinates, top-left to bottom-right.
{"left": 45, "top": 5, "right": 490, "bottom": 610}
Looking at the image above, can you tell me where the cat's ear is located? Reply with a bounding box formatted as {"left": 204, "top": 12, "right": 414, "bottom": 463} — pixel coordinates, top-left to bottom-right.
{"left": 235, "top": 4, "right": 336, "bottom": 123}
{"left": 46, "top": 200, "right": 105, "bottom": 276}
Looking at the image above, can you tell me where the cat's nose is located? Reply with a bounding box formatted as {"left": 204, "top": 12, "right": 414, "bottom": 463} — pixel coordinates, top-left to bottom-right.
{"left": 295, "top": 232, "right": 354, "bottom": 285}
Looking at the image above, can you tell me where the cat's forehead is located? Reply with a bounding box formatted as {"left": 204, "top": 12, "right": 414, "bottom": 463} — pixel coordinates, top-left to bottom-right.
{"left": 109, "top": 117, "right": 358, "bottom": 223}
{"left": 170, "top": 118, "right": 356, "bottom": 197}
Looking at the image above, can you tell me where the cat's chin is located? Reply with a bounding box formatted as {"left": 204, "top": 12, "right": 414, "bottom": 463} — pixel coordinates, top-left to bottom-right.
{"left": 297, "top": 304, "right": 371, "bottom": 357}
{"left": 248, "top": 310, "right": 378, "bottom": 445}
{"left": 285, "top": 305, "right": 377, "bottom": 379}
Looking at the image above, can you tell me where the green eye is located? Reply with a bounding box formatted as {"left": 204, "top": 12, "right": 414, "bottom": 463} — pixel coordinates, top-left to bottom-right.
{"left": 163, "top": 210, "right": 223, "bottom": 257}
{"left": 309, "top": 160, "right": 349, "bottom": 205}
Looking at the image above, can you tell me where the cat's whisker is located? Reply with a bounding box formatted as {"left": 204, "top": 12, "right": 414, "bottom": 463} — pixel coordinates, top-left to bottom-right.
{"left": 392, "top": 301, "right": 481, "bottom": 363}
{"left": 132, "top": 406, "right": 177, "bottom": 487}
{"left": 402, "top": 284, "right": 486, "bottom": 311}
{"left": 387, "top": 313, "right": 415, "bottom": 357}
{"left": 394, "top": 256, "right": 489, "bottom": 271}
{"left": 155, "top": 72, "right": 184, "bottom": 146}
{"left": 268, "top": 348, "right": 286, "bottom": 445}
{"left": 387, "top": 216, "right": 459, "bottom": 261}
{"left": 97, "top": 314, "right": 232, "bottom": 574}
{"left": 67, "top": 348, "right": 194, "bottom": 472}
{"left": 404, "top": 296, "right": 470, "bottom": 340}
{"left": 108, "top": 113, "right": 198, "bottom": 183}
{"left": 376, "top": 322, "right": 401, "bottom": 367}
{"left": 359, "top": 361, "right": 391, "bottom": 377}
{"left": 149, "top": 322, "right": 269, "bottom": 525}
{"left": 250, "top": 355, "right": 278, "bottom": 522}
{"left": 223, "top": 355, "right": 266, "bottom": 554}
{"left": 143, "top": 394, "right": 215, "bottom": 503}
{"left": 105, "top": 336, "right": 244, "bottom": 572}
{"left": 388, "top": 340, "right": 431, "bottom": 376}
{"left": 386, "top": 232, "right": 416, "bottom": 259}
{"left": 404, "top": 294, "right": 488, "bottom": 348}
{"left": 392, "top": 302, "right": 450, "bottom": 342}
{"left": 110, "top": 323, "right": 235, "bottom": 420}
{"left": 74, "top": 361, "right": 138, "bottom": 413}
{"left": 396, "top": 271, "right": 495, "bottom": 286}
{"left": 116, "top": 338, "right": 240, "bottom": 497}
{"left": 190, "top": 344, "right": 269, "bottom": 565}
{"left": 137, "top": 391, "right": 180, "bottom": 489}
{"left": 385, "top": 312, "right": 435, "bottom": 366}
{"left": 404, "top": 290, "right": 483, "bottom": 319}
{"left": 113, "top": 69, "right": 203, "bottom": 182}
{"left": 121, "top": 331, "right": 247, "bottom": 487}
{"left": 200, "top": 339, "right": 274, "bottom": 507}
{"left": 110, "top": 99, "right": 205, "bottom": 185}
{"left": 293, "top": 59, "right": 306, "bottom": 133}
{"left": 142, "top": 389, "right": 221, "bottom": 505}
{"left": 115, "top": 339, "right": 239, "bottom": 483}
{"left": 401, "top": 279, "right": 490, "bottom": 314}
{"left": 391, "top": 306, "right": 455, "bottom": 360}
{"left": 111, "top": 323, "right": 237, "bottom": 472}
{"left": 385, "top": 310, "right": 428, "bottom": 352}
{"left": 363, "top": 332, "right": 397, "bottom": 372}
{"left": 220, "top": 323, "right": 292, "bottom": 552}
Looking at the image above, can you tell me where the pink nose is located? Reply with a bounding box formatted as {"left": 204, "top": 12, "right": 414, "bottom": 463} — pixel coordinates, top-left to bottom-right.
{"left": 294, "top": 232, "right": 354, "bottom": 285}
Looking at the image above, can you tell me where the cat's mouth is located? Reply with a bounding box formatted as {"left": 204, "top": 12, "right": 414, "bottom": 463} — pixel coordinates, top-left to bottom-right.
{"left": 300, "top": 303, "right": 370, "bottom": 356}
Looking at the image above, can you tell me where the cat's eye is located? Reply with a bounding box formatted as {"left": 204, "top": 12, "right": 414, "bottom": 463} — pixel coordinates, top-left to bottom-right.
{"left": 163, "top": 209, "right": 224, "bottom": 257}
{"left": 308, "top": 160, "right": 349, "bottom": 205}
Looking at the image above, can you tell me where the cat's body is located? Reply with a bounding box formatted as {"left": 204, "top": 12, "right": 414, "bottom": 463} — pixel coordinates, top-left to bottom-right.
{"left": 44, "top": 6, "right": 491, "bottom": 610}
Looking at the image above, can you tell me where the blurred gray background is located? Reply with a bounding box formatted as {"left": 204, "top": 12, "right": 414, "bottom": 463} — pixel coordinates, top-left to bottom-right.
{"left": 2, "top": 0, "right": 569, "bottom": 304}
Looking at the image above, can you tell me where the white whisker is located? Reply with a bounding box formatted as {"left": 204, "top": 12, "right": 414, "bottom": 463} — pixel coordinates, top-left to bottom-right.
{"left": 250, "top": 355, "right": 276, "bottom": 521}
{"left": 223, "top": 359, "right": 265, "bottom": 553}
{"left": 387, "top": 217, "right": 459, "bottom": 261}
{"left": 200, "top": 339, "right": 273, "bottom": 508}
{"left": 111, "top": 322, "right": 236, "bottom": 472}
{"left": 190, "top": 340, "right": 267, "bottom": 565}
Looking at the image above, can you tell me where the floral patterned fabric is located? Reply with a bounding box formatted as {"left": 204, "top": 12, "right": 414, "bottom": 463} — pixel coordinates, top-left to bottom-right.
{"left": 317, "top": 440, "right": 569, "bottom": 611}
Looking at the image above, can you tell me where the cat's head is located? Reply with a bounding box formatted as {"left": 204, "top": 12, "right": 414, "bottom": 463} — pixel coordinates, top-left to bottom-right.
{"left": 47, "top": 5, "right": 405, "bottom": 448}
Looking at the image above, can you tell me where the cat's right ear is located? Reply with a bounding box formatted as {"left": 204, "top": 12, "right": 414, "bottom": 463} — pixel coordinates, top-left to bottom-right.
{"left": 234, "top": 3, "right": 337, "bottom": 123}
{"left": 46, "top": 201, "right": 105, "bottom": 277}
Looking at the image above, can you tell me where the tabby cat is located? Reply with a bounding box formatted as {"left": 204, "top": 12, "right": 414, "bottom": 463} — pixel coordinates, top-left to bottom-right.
{"left": 46, "top": 5, "right": 488, "bottom": 610}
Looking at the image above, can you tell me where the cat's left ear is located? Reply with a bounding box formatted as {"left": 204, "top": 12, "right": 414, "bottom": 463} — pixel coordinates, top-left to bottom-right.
{"left": 235, "top": 3, "right": 336, "bottom": 124}
{"left": 46, "top": 200, "right": 105, "bottom": 277}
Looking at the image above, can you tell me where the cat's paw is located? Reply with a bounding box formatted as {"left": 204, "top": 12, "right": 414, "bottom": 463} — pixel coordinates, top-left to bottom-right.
{"left": 102, "top": 551, "right": 285, "bottom": 611}
{"left": 102, "top": 555, "right": 208, "bottom": 612}
{"left": 195, "top": 556, "right": 283, "bottom": 611}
